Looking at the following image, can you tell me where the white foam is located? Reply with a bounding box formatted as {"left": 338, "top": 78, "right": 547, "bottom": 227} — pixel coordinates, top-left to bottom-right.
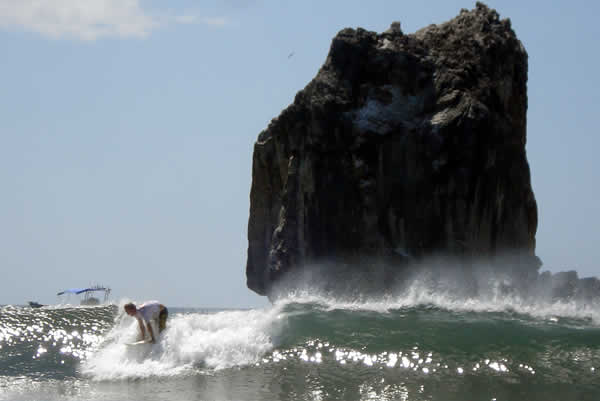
{"left": 273, "top": 280, "right": 600, "bottom": 325}
{"left": 82, "top": 305, "right": 281, "bottom": 380}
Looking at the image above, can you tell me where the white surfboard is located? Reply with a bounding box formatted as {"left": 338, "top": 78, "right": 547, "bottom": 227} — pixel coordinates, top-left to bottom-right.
{"left": 125, "top": 340, "right": 151, "bottom": 346}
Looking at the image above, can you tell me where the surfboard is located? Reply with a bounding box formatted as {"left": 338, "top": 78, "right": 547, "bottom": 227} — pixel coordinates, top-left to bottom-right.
{"left": 125, "top": 340, "right": 151, "bottom": 346}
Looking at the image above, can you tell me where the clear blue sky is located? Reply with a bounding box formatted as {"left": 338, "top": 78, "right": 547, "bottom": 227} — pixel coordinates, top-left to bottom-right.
{"left": 1, "top": 1, "right": 598, "bottom": 308}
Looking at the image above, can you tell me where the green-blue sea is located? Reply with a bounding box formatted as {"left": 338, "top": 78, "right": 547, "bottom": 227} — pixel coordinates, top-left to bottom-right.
{"left": 2, "top": 290, "right": 600, "bottom": 400}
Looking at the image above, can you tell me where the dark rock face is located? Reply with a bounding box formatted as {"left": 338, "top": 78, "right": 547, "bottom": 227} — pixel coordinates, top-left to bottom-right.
{"left": 247, "top": 3, "right": 539, "bottom": 298}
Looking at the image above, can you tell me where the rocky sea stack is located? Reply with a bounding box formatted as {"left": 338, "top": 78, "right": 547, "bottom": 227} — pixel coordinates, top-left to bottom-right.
{"left": 247, "top": 3, "right": 541, "bottom": 299}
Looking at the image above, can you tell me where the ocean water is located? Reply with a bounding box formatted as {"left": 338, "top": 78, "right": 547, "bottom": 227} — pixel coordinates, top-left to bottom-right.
{"left": 1, "top": 290, "right": 600, "bottom": 401}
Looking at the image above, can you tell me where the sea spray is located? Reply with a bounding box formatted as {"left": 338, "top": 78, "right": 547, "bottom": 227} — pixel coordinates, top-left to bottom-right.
{"left": 268, "top": 260, "right": 600, "bottom": 325}
{"left": 286, "top": 291, "right": 599, "bottom": 327}
{"left": 82, "top": 305, "right": 281, "bottom": 379}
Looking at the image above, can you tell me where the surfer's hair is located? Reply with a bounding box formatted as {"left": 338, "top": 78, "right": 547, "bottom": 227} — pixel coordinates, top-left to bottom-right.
{"left": 124, "top": 303, "right": 136, "bottom": 312}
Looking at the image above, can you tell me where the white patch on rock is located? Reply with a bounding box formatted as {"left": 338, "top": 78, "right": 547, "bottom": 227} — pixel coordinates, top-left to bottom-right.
{"left": 350, "top": 86, "right": 424, "bottom": 135}
{"left": 379, "top": 38, "right": 393, "bottom": 50}
{"left": 430, "top": 109, "right": 453, "bottom": 126}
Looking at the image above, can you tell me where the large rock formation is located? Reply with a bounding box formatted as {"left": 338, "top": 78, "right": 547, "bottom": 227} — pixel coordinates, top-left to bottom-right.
{"left": 247, "top": 3, "right": 540, "bottom": 298}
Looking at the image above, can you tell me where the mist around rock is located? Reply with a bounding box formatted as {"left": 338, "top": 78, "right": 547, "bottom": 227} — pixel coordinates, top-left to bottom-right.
{"left": 267, "top": 254, "right": 600, "bottom": 310}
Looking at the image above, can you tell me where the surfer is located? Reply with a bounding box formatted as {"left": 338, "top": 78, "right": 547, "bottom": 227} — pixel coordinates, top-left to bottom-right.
{"left": 124, "top": 301, "right": 168, "bottom": 343}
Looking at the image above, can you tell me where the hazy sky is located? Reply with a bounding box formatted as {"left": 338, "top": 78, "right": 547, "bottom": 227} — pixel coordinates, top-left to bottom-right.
{"left": 1, "top": 1, "right": 598, "bottom": 308}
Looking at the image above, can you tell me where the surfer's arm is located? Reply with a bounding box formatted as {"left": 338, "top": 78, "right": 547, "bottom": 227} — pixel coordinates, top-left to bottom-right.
{"left": 147, "top": 322, "right": 156, "bottom": 343}
{"left": 137, "top": 317, "right": 146, "bottom": 341}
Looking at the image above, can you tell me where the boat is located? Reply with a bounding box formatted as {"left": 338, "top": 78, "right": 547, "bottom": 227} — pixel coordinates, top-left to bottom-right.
{"left": 57, "top": 285, "right": 111, "bottom": 305}
{"left": 28, "top": 301, "right": 44, "bottom": 308}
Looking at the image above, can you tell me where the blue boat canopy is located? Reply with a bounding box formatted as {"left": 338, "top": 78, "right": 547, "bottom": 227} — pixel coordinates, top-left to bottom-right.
{"left": 57, "top": 287, "right": 109, "bottom": 296}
